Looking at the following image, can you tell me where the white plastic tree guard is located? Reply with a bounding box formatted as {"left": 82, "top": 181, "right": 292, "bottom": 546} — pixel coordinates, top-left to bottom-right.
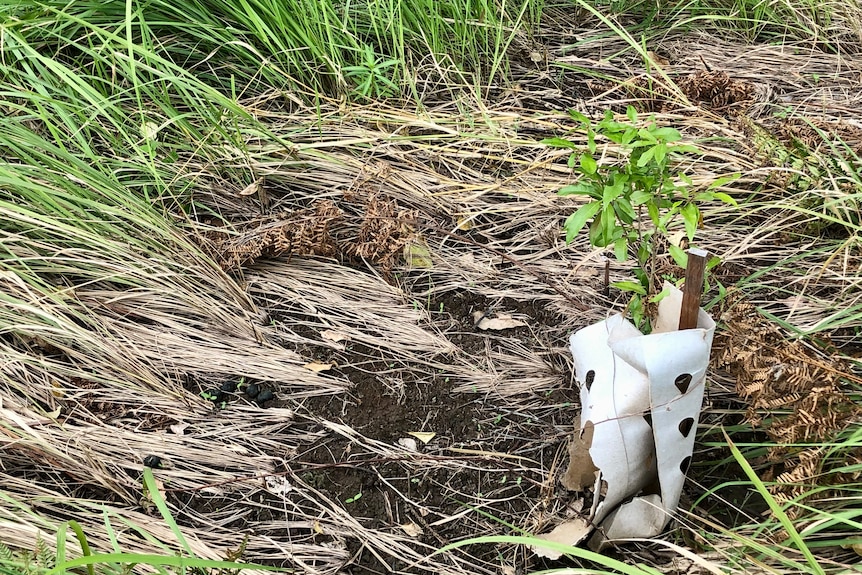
{"left": 535, "top": 284, "right": 716, "bottom": 555}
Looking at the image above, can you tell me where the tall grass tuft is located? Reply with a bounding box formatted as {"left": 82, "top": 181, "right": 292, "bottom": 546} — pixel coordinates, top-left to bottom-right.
{"left": 3, "top": 0, "right": 545, "bottom": 104}
{"left": 587, "top": 0, "right": 861, "bottom": 50}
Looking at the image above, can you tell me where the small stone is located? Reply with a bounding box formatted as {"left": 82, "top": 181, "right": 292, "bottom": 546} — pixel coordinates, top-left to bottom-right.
{"left": 255, "top": 389, "right": 274, "bottom": 404}
{"left": 244, "top": 383, "right": 260, "bottom": 398}
{"left": 143, "top": 455, "right": 163, "bottom": 469}
{"left": 220, "top": 381, "right": 238, "bottom": 393}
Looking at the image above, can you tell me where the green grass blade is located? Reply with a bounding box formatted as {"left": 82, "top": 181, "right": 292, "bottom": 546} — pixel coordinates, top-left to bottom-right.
{"left": 66, "top": 521, "right": 95, "bottom": 575}
{"left": 142, "top": 467, "right": 192, "bottom": 556}
{"left": 435, "top": 535, "right": 653, "bottom": 575}
{"left": 723, "top": 428, "right": 825, "bottom": 575}
{"left": 46, "top": 553, "right": 283, "bottom": 575}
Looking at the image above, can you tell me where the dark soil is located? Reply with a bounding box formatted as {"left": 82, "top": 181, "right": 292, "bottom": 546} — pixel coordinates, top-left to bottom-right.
{"left": 255, "top": 286, "right": 580, "bottom": 573}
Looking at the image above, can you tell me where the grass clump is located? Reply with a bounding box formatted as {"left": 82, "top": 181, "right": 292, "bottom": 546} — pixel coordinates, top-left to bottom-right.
{"left": 4, "top": 0, "right": 545, "bottom": 103}
{"left": 586, "top": 0, "right": 861, "bottom": 50}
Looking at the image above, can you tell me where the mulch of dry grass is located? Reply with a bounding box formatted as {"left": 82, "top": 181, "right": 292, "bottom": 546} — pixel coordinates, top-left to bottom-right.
{"left": 2, "top": 22, "right": 862, "bottom": 575}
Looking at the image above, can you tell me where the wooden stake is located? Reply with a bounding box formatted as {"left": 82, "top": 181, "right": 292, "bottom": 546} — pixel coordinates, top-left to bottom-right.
{"left": 679, "top": 248, "right": 708, "bottom": 330}
{"left": 603, "top": 259, "right": 610, "bottom": 299}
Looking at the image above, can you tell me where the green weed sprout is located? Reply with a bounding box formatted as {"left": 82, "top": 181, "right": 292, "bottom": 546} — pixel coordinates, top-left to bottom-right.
{"left": 343, "top": 45, "right": 400, "bottom": 99}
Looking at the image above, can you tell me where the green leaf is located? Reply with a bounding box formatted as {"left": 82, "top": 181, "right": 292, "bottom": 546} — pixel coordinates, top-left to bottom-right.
{"left": 670, "top": 143, "right": 699, "bottom": 154}
{"left": 579, "top": 153, "right": 598, "bottom": 175}
{"left": 631, "top": 295, "right": 648, "bottom": 333}
{"left": 436, "top": 535, "right": 657, "bottom": 575}
{"left": 405, "top": 241, "right": 433, "bottom": 269}
{"left": 650, "top": 285, "right": 672, "bottom": 303}
{"left": 613, "top": 280, "right": 647, "bottom": 295}
{"left": 652, "top": 126, "right": 682, "bottom": 142}
{"left": 542, "top": 137, "right": 578, "bottom": 149}
{"left": 343, "top": 65, "right": 368, "bottom": 76}
{"left": 620, "top": 127, "right": 638, "bottom": 146}
{"left": 661, "top": 203, "right": 679, "bottom": 229}
{"left": 66, "top": 521, "right": 95, "bottom": 575}
{"left": 588, "top": 213, "right": 603, "bottom": 246}
{"left": 706, "top": 172, "right": 742, "bottom": 190}
{"left": 637, "top": 127, "right": 658, "bottom": 143}
{"left": 588, "top": 206, "right": 618, "bottom": 248}
{"left": 602, "top": 179, "right": 625, "bottom": 207}
{"left": 712, "top": 191, "right": 738, "bottom": 206}
{"left": 724, "top": 430, "right": 826, "bottom": 575}
{"left": 563, "top": 201, "right": 601, "bottom": 244}
{"left": 599, "top": 117, "right": 627, "bottom": 136}
{"left": 613, "top": 237, "right": 628, "bottom": 261}
{"left": 604, "top": 129, "right": 624, "bottom": 144}
{"left": 660, "top": 179, "right": 678, "bottom": 196}
{"left": 630, "top": 189, "right": 652, "bottom": 205}
{"left": 626, "top": 105, "right": 638, "bottom": 123}
{"left": 717, "top": 280, "right": 727, "bottom": 300}
{"left": 587, "top": 128, "right": 596, "bottom": 154}
{"left": 48, "top": 554, "right": 281, "bottom": 575}
{"left": 668, "top": 243, "right": 688, "bottom": 268}
{"left": 614, "top": 196, "right": 636, "bottom": 224}
{"left": 568, "top": 109, "right": 590, "bottom": 125}
{"left": 600, "top": 205, "right": 617, "bottom": 247}
{"left": 647, "top": 201, "right": 660, "bottom": 226}
{"left": 558, "top": 182, "right": 599, "bottom": 198}
{"left": 706, "top": 255, "right": 722, "bottom": 270}
{"left": 628, "top": 139, "right": 653, "bottom": 149}
{"left": 636, "top": 145, "right": 656, "bottom": 167}
{"left": 653, "top": 142, "right": 667, "bottom": 164}
{"left": 143, "top": 468, "right": 192, "bottom": 554}
{"left": 614, "top": 172, "right": 630, "bottom": 186}
{"left": 377, "top": 58, "right": 401, "bottom": 69}
{"left": 681, "top": 203, "right": 700, "bottom": 240}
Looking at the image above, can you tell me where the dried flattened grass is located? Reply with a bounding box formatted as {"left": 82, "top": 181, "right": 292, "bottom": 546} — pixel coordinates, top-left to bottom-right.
{"left": 5, "top": 20, "right": 862, "bottom": 574}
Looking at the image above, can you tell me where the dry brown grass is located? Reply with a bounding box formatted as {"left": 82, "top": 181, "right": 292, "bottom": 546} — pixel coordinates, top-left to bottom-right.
{"left": 3, "top": 23, "right": 862, "bottom": 575}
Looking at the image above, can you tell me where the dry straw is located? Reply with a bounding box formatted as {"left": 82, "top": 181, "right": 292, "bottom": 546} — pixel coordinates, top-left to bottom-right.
{"left": 3, "top": 14, "right": 862, "bottom": 574}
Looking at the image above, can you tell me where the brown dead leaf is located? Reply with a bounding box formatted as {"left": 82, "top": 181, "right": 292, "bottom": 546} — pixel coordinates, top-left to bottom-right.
{"left": 562, "top": 417, "right": 599, "bottom": 491}
{"left": 472, "top": 311, "right": 527, "bottom": 331}
{"left": 647, "top": 51, "right": 670, "bottom": 67}
{"left": 238, "top": 179, "right": 261, "bottom": 196}
{"left": 400, "top": 522, "right": 423, "bottom": 537}
{"left": 531, "top": 518, "right": 592, "bottom": 559}
{"left": 845, "top": 543, "right": 862, "bottom": 557}
{"left": 303, "top": 361, "right": 334, "bottom": 373}
{"left": 407, "top": 432, "right": 436, "bottom": 444}
{"left": 321, "top": 329, "right": 351, "bottom": 343}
